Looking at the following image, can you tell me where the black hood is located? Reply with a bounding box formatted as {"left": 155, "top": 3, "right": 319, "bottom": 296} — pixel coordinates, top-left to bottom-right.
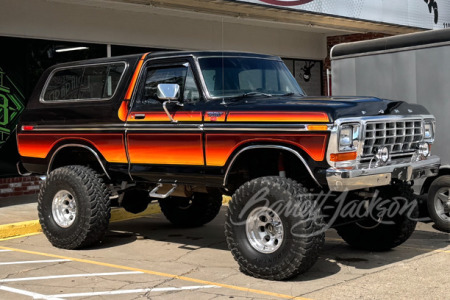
{"left": 223, "top": 96, "right": 430, "bottom": 122}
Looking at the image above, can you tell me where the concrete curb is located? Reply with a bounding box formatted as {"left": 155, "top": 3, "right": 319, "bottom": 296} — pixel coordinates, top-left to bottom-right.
{"left": 0, "top": 204, "right": 162, "bottom": 240}
{"left": 0, "top": 220, "right": 42, "bottom": 239}
{"left": 0, "top": 196, "right": 233, "bottom": 239}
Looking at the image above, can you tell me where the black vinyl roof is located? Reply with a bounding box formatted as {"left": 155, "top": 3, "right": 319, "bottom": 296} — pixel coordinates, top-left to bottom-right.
{"left": 148, "top": 50, "right": 279, "bottom": 60}
{"left": 50, "top": 50, "right": 280, "bottom": 69}
{"left": 331, "top": 28, "right": 450, "bottom": 59}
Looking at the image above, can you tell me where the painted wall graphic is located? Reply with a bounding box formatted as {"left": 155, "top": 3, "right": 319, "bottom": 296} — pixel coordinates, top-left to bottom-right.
{"left": 237, "top": 0, "right": 450, "bottom": 29}
{"left": 299, "top": 61, "right": 316, "bottom": 82}
{"left": 0, "top": 68, "right": 25, "bottom": 149}
{"left": 283, "top": 59, "right": 322, "bottom": 96}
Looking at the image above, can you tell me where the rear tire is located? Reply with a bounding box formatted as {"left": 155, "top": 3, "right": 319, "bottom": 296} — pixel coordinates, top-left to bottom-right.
{"left": 427, "top": 176, "right": 450, "bottom": 233}
{"left": 158, "top": 192, "right": 222, "bottom": 227}
{"left": 225, "top": 176, "right": 325, "bottom": 280}
{"left": 38, "top": 166, "right": 111, "bottom": 249}
{"left": 336, "top": 184, "right": 418, "bottom": 251}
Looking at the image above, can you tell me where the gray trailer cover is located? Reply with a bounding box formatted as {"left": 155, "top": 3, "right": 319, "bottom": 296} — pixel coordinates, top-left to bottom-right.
{"left": 331, "top": 29, "right": 450, "bottom": 164}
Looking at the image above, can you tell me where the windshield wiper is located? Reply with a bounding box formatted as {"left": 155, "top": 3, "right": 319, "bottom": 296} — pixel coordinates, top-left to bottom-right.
{"left": 241, "top": 92, "right": 273, "bottom": 97}
{"left": 228, "top": 92, "right": 273, "bottom": 102}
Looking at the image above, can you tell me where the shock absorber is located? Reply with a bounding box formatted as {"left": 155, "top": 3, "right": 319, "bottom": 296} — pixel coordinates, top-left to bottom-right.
{"left": 278, "top": 153, "right": 286, "bottom": 178}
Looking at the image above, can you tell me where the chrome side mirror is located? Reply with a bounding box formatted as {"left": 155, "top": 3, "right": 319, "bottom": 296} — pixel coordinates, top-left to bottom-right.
{"left": 157, "top": 83, "right": 180, "bottom": 101}
{"left": 156, "top": 83, "right": 183, "bottom": 123}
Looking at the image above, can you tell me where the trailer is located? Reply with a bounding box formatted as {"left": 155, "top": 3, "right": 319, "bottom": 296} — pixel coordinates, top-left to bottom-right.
{"left": 331, "top": 29, "right": 450, "bottom": 232}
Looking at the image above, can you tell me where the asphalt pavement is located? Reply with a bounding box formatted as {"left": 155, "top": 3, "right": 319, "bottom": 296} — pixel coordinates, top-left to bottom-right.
{"left": 0, "top": 194, "right": 449, "bottom": 300}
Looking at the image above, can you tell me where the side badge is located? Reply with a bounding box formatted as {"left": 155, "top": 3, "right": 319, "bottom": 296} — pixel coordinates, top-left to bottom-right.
{"left": 206, "top": 111, "right": 225, "bottom": 122}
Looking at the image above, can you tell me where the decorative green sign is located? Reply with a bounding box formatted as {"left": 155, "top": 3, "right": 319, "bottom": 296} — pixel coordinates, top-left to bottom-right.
{"left": 0, "top": 68, "right": 25, "bottom": 147}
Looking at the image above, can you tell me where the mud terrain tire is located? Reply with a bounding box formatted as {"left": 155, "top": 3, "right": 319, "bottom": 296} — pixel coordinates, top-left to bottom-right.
{"left": 38, "top": 166, "right": 111, "bottom": 249}
{"left": 336, "top": 184, "right": 418, "bottom": 251}
{"left": 225, "top": 176, "right": 325, "bottom": 280}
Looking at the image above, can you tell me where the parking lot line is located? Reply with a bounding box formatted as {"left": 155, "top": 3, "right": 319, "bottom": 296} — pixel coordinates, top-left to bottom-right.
{"left": 0, "top": 285, "right": 63, "bottom": 300}
{"left": 0, "top": 271, "right": 143, "bottom": 283}
{"left": 42, "top": 285, "right": 220, "bottom": 298}
{"left": 0, "top": 250, "right": 11, "bottom": 252}
{"left": 109, "top": 203, "right": 162, "bottom": 222}
{"left": 0, "top": 259, "right": 70, "bottom": 265}
{"left": 0, "top": 232, "right": 41, "bottom": 241}
{"left": 0, "top": 245, "right": 312, "bottom": 300}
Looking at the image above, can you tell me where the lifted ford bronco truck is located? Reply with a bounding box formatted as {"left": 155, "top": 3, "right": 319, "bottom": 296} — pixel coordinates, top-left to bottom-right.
{"left": 18, "top": 51, "right": 440, "bottom": 280}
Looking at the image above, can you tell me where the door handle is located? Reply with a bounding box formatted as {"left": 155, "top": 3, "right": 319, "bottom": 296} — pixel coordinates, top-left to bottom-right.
{"left": 133, "top": 114, "right": 146, "bottom": 120}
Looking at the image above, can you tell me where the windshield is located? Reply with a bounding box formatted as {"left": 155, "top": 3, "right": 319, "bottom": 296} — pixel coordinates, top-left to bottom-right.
{"left": 198, "top": 57, "right": 304, "bottom": 98}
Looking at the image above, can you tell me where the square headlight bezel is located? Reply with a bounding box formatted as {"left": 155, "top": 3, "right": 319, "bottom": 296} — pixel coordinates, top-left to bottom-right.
{"left": 338, "top": 123, "right": 360, "bottom": 152}
{"left": 424, "top": 120, "right": 435, "bottom": 142}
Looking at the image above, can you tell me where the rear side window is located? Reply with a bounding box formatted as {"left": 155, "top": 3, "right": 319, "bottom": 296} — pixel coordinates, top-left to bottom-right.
{"left": 42, "top": 63, "right": 126, "bottom": 101}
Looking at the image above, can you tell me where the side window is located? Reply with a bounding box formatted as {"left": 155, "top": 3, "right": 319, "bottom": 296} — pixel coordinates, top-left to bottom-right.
{"left": 43, "top": 63, "right": 125, "bottom": 101}
{"left": 44, "top": 68, "right": 83, "bottom": 101}
{"left": 134, "top": 63, "right": 201, "bottom": 111}
{"left": 141, "top": 66, "right": 187, "bottom": 106}
{"left": 183, "top": 67, "right": 200, "bottom": 104}
{"left": 79, "top": 66, "right": 107, "bottom": 99}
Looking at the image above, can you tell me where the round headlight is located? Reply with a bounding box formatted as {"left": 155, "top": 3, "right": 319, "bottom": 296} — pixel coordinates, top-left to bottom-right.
{"left": 418, "top": 142, "right": 430, "bottom": 157}
{"left": 375, "top": 147, "right": 389, "bottom": 163}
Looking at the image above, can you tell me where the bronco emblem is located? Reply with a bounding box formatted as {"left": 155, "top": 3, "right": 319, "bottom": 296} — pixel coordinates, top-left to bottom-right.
{"left": 206, "top": 111, "right": 225, "bottom": 121}
{"left": 207, "top": 112, "right": 224, "bottom": 117}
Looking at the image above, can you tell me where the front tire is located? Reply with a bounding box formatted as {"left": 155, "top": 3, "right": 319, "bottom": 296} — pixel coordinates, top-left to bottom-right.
{"left": 336, "top": 184, "right": 418, "bottom": 251}
{"left": 225, "top": 176, "right": 325, "bottom": 280}
{"left": 427, "top": 176, "right": 450, "bottom": 233}
{"left": 38, "top": 166, "right": 111, "bottom": 249}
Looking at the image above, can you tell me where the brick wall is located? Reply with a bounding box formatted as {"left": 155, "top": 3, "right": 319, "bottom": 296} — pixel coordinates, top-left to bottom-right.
{"left": 0, "top": 176, "right": 41, "bottom": 198}
{"left": 323, "top": 32, "right": 391, "bottom": 95}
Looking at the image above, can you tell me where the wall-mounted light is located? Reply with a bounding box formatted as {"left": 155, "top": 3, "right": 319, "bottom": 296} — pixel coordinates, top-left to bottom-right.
{"left": 55, "top": 47, "right": 89, "bottom": 53}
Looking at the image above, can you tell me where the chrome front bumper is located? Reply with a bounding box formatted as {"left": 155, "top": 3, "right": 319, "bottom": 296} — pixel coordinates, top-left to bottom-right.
{"left": 326, "top": 155, "right": 440, "bottom": 192}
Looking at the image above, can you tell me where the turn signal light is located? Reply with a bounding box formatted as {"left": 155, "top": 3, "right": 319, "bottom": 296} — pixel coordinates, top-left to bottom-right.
{"left": 307, "top": 125, "right": 328, "bottom": 131}
{"left": 330, "top": 152, "right": 357, "bottom": 162}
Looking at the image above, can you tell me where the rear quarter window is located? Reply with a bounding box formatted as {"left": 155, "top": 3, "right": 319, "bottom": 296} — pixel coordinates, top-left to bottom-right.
{"left": 42, "top": 62, "right": 126, "bottom": 102}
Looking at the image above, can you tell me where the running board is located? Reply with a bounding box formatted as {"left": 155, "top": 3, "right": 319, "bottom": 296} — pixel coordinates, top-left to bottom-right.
{"left": 149, "top": 183, "right": 177, "bottom": 199}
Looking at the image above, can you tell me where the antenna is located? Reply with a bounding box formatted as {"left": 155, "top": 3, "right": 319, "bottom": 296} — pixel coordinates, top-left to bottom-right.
{"left": 221, "top": 17, "right": 226, "bottom": 105}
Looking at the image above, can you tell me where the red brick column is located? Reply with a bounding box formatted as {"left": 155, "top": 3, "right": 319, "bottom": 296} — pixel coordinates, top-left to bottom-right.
{"left": 0, "top": 176, "right": 42, "bottom": 197}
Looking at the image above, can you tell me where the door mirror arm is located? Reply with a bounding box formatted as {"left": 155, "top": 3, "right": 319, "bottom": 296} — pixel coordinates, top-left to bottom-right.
{"left": 162, "top": 100, "right": 183, "bottom": 123}
{"left": 157, "top": 83, "right": 183, "bottom": 123}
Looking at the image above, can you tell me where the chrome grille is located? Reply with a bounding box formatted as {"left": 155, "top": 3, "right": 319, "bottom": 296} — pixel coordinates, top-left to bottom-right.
{"left": 362, "top": 120, "right": 423, "bottom": 157}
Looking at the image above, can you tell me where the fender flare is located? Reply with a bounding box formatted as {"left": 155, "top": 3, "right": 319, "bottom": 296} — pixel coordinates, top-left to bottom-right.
{"left": 47, "top": 143, "right": 111, "bottom": 180}
{"left": 222, "top": 144, "right": 321, "bottom": 188}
